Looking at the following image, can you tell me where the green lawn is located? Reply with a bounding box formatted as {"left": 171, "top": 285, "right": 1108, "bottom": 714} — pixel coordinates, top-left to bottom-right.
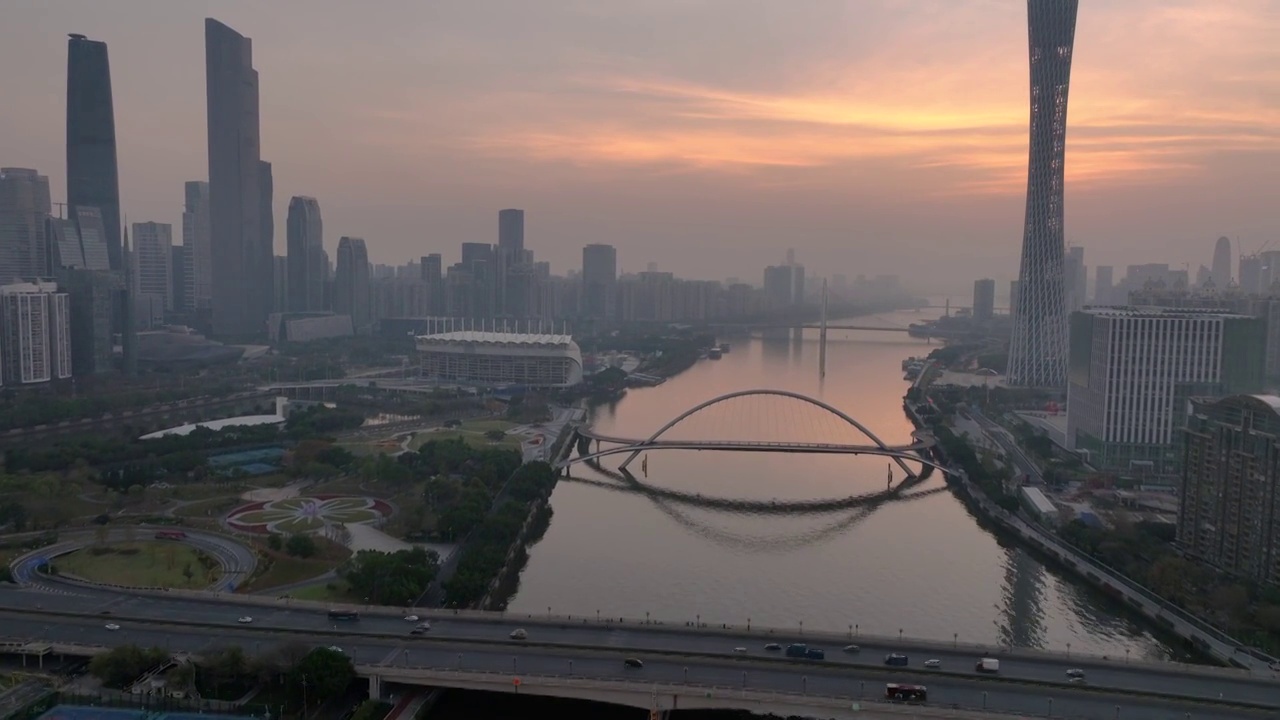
{"left": 55, "top": 541, "right": 220, "bottom": 590}
{"left": 173, "top": 496, "right": 243, "bottom": 519}
{"left": 288, "top": 579, "right": 355, "bottom": 603}
{"left": 237, "top": 538, "right": 351, "bottom": 593}
{"left": 410, "top": 419, "right": 523, "bottom": 451}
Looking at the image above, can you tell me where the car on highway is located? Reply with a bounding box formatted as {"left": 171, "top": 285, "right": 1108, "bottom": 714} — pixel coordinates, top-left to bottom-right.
{"left": 416, "top": 621, "right": 431, "bottom": 631}
{"left": 924, "top": 659, "right": 941, "bottom": 669}
{"left": 733, "top": 647, "right": 747, "bottom": 653}
{"left": 104, "top": 623, "right": 120, "bottom": 631}
{"left": 884, "top": 653, "right": 908, "bottom": 666}
{"left": 509, "top": 628, "right": 527, "bottom": 640}
{"left": 1068, "top": 676, "right": 1087, "bottom": 685}
{"left": 405, "top": 615, "right": 419, "bottom": 622}
{"left": 410, "top": 627, "right": 427, "bottom": 636}
{"left": 237, "top": 616, "right": 253, "bottom": 624}
{"left": 843, "top": 644, "right": 861, "bottom": 653}
{"left": 1066, "top": 668, "right": 1085, "bottom": 679}
{"left": 764, "top": 643, "right": 782, "bottom": 651}
{"left": 328, "top": 646, "right": 344, "bottom": 654}
{"left": 623, "top": 658, "right": 644, "bottom": 668}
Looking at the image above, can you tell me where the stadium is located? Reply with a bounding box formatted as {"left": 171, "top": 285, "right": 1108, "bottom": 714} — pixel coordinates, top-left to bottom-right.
{"left": 414, "top": 330, "right": 583, "bottom": 388}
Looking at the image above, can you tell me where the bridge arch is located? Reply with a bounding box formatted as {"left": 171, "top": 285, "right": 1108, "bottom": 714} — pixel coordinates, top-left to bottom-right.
{"left": 615, "top": 388, "right": 913, "bottom": 476}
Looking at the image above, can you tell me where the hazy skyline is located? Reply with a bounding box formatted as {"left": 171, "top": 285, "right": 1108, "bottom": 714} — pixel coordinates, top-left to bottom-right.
{"left": 2, "top": 0, "right": 1279, "bottom": 291}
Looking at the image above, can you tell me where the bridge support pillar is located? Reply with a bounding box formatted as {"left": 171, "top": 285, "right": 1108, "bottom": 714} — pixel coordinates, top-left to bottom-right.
{"left": 368, "top": 674, "right": 384, "bottom": 701}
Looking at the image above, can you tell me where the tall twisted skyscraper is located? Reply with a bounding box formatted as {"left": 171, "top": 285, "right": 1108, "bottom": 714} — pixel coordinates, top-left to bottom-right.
{"left": 66, "top": 34, "right": 123, "bottom": 272}
{"left": 205, "top": 18, "right": 270, "bottom": 337}
{"left": 1008, "top": 0, "right": 1078, "bottom": 388}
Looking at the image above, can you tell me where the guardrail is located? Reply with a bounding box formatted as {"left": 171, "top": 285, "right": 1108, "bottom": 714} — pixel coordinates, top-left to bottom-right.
{"left": 13, "top": 575, "right": 1264, "bottom": 684}
{"left": 362, "top": 666, "right": 1264, "bottom": 718}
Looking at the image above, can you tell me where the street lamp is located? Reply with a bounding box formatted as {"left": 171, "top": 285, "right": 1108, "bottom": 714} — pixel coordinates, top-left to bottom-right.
{"left": 953, "top": 633, "right": 958, "bottom": 648}
{"left": 1066, "top": 642, "right": 1071, "bottom": 658}
{"left": 1048, "top": 698, "right": 1053, "bottom": 716}
{"left": 1125, "top": 649, "right": 1130, "bottom": 664}
{"left": 403, "top": 649, "right": 409, "bottom": 667}
{"left": 802, "top": 676, "right": 807, "bottom": 694}
{"left": 683, "top": 667, "right": 688, "bottom": 683}
{"left": 646, "top": 611, "right": 650, "bottom": 625}
{"left": 596, "top": 609, "right": 600, "bottom": 623}
{"left": 512, "top": 656, "right": 518, "bottom": 673}
{"left": 981, "top": 691, "right": 987, "bottom": 709}
{"left": 741, "top": 671, "right": 747, "bottom": 688}
{"left": 855, "top": 623, "right": 859, "bottom": 636}
{"left": 799, "top": 620, "right": 803, "bottom": 634}
{"left": 455, "top": 653, "right": 462, "bottom": 669}
{"left": 898, "top": 628, "right": 903, "bottom": 641}
{"left": 568, "top": 660, "right": 573, "bottom": 674}
{"left": 696, "top": 614, "right": 700, "bottom": 627}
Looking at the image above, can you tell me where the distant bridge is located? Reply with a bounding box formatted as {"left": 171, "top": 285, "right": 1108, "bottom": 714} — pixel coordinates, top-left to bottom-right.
{"left": 565, "top": 389, "right": 945, "bottom": 479}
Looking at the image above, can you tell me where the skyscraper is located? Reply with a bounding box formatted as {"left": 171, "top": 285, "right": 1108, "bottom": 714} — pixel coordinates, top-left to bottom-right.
{"left": 498, "top": 209, "right": 524, "bottom": 258}
{"left": 66, "top": 34, "right": 123, "bottom": 272}
{"left": 205, "top": 18, "right": 266, "bottom": 337}
{"left": 1065, "top": 245, "right": 1085, "bottom": 311}
{"left": 182, "top": 181, "right": 211, "bottom": 310}
{"left": 131, "top": 221, "right": 173, "bottom": 323}
{"left": 1007, "top": 0, "right": 1079, "bottom": 388}
{"left": 1211, "top": 236, "right": 1232, "bottom": 289}
{"left": 334, "top": 236, "right": 370, "bottom": 333}
{"left": 582, "top": 243, "right": 618, "bottom": 319}
{"left": 259, "top": 161, "right": 275, "bottom": 307}
{"left": 0, "top": 281, "right": 72, "bottom": 385}
{"left": 1093, "top": 265, "right": 1113, "bottom": 305}
{"left": 0, "top": 168, "right": 51, "bottom": 282}
{"left": 972, "top": 278, "right": 995, "bottom": 322}
{"left": 286, "top": 196, "right": 325, "bottom": 311}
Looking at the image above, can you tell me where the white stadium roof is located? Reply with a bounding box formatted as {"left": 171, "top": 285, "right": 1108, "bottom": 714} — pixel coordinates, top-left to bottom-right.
{"left": 418, "top": 331, "right": 575, "bottom": 347}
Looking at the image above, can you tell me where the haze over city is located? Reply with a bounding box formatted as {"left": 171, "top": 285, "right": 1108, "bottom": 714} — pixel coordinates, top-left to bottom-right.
{"left": 3, "top": 0, "right": 1279, "bottom": 290}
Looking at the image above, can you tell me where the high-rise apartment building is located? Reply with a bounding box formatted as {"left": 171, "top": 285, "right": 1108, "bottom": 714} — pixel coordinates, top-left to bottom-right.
{"left": 420, "top": 253, "right": 443, "bottom": 314}
{"left": 0, "top": 281, "right": 72, "bottom": 385}
{"left": 1008, "top": 0, "right": 1078, "bottom": 388}
{"left": 0, "top": 168, "right": 52, "bottom": 282}
{"left": 131, "top": 222, "right": 172, "bottom": 327}
{"left": 1067, "top": 307, "right": 1265, "bottom": 472}
{"left": 205, "top": 18, "right": 268, "bottom": 337}
{"left": 66, "top": 34, "right": 123, "bottom": 272}
{"left": 972, "top": 278, "right": 995, "bottom": 322}
{"left": 1211, "top": 236, "right": 1233, "bottom": 289}
{"left": 286, "top": 196, "right": 325, "bottom": 312}
{"left": 181, "top": 181, "right": 211, "bottom": 311}
{"left": 334, "top": 236, "right": 370, "bottom": 333}
{"left": 1180, "top": 394, "right": 1280, "bottom": 587}
{"left": 582, "top": 243, "right": 618, "bottom": 319}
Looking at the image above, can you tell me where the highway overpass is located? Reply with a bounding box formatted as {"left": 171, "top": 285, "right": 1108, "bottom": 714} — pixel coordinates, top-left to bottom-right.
{"left": 0, "top": 586, "right": 1274, "bottom": 718}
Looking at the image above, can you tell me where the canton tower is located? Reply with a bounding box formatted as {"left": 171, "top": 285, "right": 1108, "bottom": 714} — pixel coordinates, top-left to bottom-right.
{"left": 1007, "top": 0, "right": 1079, "bottom": 388}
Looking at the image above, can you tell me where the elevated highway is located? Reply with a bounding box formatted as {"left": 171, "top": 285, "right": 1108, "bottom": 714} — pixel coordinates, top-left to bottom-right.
{"left": 0, "top": 585, "right": 1275, "bottom": 716}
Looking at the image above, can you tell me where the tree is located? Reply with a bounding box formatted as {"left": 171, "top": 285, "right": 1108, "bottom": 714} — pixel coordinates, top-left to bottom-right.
{"left": 285, "top": 533, "right": 318, "bottom": 558}
{"left": 484, "top": 429, "right": 506, "bottom": 442}
{"left": 289, "top": 647, "right": 355, "bottom": 708}
{"left": 341, "top": 547, "right": 439, "bottom": 606}
{"left": 267, "top": 533, "right": 283, "bottom": 552}
{"left": 88, "top": 645, "right": 170, "bottom": 688}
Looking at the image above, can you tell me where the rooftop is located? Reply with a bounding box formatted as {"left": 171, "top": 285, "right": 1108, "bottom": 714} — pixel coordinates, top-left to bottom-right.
{"left": 417, "top": 331, "right": 575, "bottom": 347}
{"left": 1083, "top": 306, "right": 1253, "bottom": 319}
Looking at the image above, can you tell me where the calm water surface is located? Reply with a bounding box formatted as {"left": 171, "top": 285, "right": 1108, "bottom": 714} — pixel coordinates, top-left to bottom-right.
{"left": 511, "top": 308, "right": 1177, "bottom": 660}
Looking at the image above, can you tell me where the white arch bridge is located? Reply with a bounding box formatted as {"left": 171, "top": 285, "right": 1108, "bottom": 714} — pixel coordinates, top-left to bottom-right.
{"left": 564, "top": 389, "right": 948, "bottom": 478}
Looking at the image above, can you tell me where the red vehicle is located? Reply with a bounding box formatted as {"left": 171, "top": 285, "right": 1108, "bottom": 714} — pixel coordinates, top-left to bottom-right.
{"left": 154, "top": 530, "right": 187, "bottom": 541}
{"left": 885, "top": 683, "right": 927, "bottom": 702}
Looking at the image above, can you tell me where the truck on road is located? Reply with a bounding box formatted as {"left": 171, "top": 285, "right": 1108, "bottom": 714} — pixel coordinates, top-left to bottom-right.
{"left": 975, "top": 658, "right": 1000, "bottom": 673}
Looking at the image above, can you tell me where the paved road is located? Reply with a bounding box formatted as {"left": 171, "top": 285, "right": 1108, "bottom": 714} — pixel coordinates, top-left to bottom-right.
{"left": 0, "top": 587, "right": 1274, "bottom": 709}
{"left": 2, "top": 609, "right": 1271, "bottom": 720}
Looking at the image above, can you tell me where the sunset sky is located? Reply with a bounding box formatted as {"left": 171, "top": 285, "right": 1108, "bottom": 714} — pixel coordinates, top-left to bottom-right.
{"left": 2, "top": 0, "right": 1278, "bottom": 293}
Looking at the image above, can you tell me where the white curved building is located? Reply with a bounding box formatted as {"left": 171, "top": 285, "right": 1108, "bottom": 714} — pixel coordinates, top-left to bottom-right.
{"left": 415, "top": 331, "right": 583, "bottom": 388}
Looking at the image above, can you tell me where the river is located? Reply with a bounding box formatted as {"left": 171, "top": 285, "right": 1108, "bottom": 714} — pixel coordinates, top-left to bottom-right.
{"left": 509, "top": 307, "right": 1177, "bottom": 660}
